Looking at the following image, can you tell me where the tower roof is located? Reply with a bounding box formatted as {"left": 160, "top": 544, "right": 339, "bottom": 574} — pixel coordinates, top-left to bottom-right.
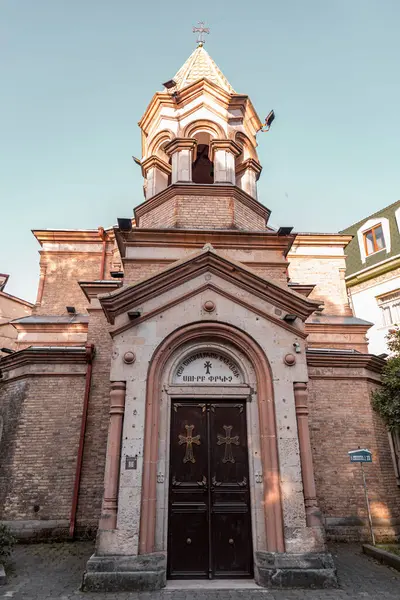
{"left": 171, "top": 45, "right": 235, "bottom": 94}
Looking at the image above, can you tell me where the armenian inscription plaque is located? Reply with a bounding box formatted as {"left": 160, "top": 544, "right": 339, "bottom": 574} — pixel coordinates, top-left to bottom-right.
{"left": 173, "top": 351, "right": 243, "bottom": 384}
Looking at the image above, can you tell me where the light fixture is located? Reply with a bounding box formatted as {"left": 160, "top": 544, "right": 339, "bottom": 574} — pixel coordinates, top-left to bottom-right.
{"left": 66, "top": 306, "right": 76, "bottom": 314}
{"left": 128, "top": 310, "right": 141, "bottom": 319}
{"left": 163, "top": 79, "right": 177, "bottom": 90}
{"left": 265, "top": 110, "right": 275, "bottom": 127}
{"left": 260, "top": 110, "right": 275, "bottom": 132}
{"left": 110, "top": 271, "right": 124, "bottom": 279}
{"left": 284, "top": 314, "right": 297, "bottom": 323}
{"left": 1, "top": 347, "right": 15, "bottom": 354}
{"left": 117, "top": 218, "right": 133, "bottom": 232}
{"left": 277, "top": 226, "right": 293, "bottom": 236}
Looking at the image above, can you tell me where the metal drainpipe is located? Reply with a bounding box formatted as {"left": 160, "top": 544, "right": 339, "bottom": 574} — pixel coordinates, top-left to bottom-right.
{"left": 98, "top": 226, "right": 107, "bottom": 279}
{"left": 69, "top": 343, "right": 95, "bottom": 539}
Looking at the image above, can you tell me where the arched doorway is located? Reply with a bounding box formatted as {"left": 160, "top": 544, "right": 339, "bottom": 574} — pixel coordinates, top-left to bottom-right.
{"left": 139, "top": 322, "right": 285, "bottom": 573}
{"left": 167, "top": 348, "right": 252, "bottom": 578}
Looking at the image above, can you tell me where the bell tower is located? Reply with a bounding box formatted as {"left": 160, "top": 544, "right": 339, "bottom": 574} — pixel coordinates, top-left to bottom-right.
{"left": 135, "top": 33, "right": 268, "bottom": 230}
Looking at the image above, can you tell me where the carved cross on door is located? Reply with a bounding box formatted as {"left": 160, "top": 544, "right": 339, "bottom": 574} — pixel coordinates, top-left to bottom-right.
{"left": 178, "top": 425, "right": 201, "bottom": 463}
{"left": 217, "top": 425, "right": 240, "bottom": 463}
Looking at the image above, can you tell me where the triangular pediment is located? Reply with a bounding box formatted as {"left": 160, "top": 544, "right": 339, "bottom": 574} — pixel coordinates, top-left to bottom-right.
{"left": 100, "top": 246, "right": 320, "bottom": 325}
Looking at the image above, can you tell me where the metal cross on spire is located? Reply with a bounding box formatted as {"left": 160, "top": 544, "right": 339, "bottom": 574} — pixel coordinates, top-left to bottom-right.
{"left": 193, "top": 21, "right": 210, "bottom": 46}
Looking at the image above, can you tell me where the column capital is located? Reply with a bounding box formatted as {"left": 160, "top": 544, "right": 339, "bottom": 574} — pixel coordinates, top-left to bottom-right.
{"left": 209, "top": 138, "right": 242, "bottom": 160}
{"left": 236, "top": 158, "right": 263, "bottom": 179}
{"left": 164, "top": 137, "right": 197, "bottom": 157}
{"left": 140, "top": 155, "right": 171, "bottom": 178}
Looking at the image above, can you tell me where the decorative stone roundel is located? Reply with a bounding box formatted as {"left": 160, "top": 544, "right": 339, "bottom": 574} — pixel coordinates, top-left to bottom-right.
{"left": 123, "top": 351, "right": 136, "bottom": 365}
{"left": 203, "top": 300, "right": 216, "bottom": 312}
{"left": 284, "top": 353, "right": 296, "bottom": 366}
{"left": 173, "top": 351, "right": 243, "bottom": 384}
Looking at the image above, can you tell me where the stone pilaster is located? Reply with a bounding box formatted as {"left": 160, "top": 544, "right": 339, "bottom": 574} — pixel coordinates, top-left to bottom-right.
{"left": 294, "top": 382, "right": 322, "bottom": 527}
{"left": 141, "top": 156, "right": 171, "bottom": 200}
{"left": 98, "top": 381, "right": 126, "bottom": 530}
{"left": 165, "top": 138, "right": 197, "bottom": 184}
{"left": 209, "top": 139, "right": 241, "bottom": 184}
{"left": 236, "top": 158, "right": 262, "bottom": 199}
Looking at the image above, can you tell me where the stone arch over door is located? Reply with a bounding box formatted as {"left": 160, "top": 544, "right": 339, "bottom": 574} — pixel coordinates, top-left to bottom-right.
{"left": 139, "top": 321, "right": 285, "bottom": 555}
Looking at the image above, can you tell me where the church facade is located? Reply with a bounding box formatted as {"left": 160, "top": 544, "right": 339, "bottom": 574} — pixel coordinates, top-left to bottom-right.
{"left": 1, "top": 43, "right": 399, "bottom": 590}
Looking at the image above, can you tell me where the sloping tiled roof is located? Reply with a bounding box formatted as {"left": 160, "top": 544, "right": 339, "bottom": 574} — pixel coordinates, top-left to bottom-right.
{"left": 171, "top": 46, "right": 235, "bottom": 93}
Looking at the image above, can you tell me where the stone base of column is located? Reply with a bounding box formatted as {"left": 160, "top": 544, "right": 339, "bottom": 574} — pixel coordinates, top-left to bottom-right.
{"left": 254, "top": 551, "right": 338, "bottom": 588}
{"left": 82, "top": 552, "right": 166, "bottom": 592}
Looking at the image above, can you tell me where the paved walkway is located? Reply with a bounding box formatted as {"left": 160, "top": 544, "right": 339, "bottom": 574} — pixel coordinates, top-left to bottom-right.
{"left": 1, "top": 542, "right": 400, "bottom": 599}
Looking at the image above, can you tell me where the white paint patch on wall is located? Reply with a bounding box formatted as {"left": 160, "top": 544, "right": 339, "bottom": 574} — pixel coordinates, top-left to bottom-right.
{"left": 349, "top": 275, "right": 400, "bottom": 355}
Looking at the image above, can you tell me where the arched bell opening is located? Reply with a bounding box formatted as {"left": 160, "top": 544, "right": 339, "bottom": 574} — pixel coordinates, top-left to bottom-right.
{"left": 192, "top": 132, "right": 214, "bottom": 184}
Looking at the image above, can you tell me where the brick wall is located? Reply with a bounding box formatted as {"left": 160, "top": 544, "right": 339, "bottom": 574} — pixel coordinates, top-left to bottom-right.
{"left": 289, "top": 256, "right": 350, "bottom": 315}
{"left": 308, "top": 372, "right": 400, "bottom": 541}
{"left": 138, "top": 194, "right": 266, "bottom": 231}
{"left": 123, "top": 261, "right": 172, "bottom": 284}
{"left": 246, "top": 265, "right": 288, "bottom": 284}
{"left": 35, "top": 246, "right": 116, "bottom": 316}
{"left": 75, "top": 310, "right": 113, "bottom": 533}
{"left": 0, "top": 379, "right": 28, "bottom": 515}
{"left": 138, "top": 197, "right": 177, "bottom": 229}
{"left": 233, "top": 198, "right": 265, "bottom": 231}
{"left": 0, "top": 375, "right": 85, "bottom": 527}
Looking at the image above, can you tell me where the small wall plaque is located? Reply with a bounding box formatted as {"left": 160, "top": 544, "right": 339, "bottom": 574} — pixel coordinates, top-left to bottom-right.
{"left": 125, "top": 455, "right": 138, "bottom": 470}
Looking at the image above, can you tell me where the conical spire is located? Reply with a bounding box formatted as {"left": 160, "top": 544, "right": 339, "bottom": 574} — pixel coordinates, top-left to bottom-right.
{"left": 170, "top": 46, "right": 235, "bottom": 94}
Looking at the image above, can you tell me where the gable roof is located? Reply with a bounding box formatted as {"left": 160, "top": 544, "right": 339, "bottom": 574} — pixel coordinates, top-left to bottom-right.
{"left": 99, "top": 245, "right": 320, "bottom": 324}
{"left": 340, "top": 199, "right": 400, "bottom": 277}
{"left": 170, "top": 46, "right": 235, "bottom": 94}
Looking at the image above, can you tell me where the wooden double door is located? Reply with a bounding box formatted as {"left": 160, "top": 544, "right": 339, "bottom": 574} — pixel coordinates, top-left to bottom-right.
{"left": 168, "top": 400, "right": 253, "bottom": 579}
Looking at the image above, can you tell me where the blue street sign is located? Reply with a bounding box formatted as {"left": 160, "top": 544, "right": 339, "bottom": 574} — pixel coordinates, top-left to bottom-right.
{"left": 348, "top": 449, "right": 372, "bottom": 463}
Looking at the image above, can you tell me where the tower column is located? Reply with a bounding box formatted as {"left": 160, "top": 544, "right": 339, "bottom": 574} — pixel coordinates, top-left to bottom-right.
{"left": 236, "top": 158, "right": 262, "bottom": 199}
{"left": 210, "top": 139, "right": 241, "bottom": 184}
{"left": 165, "top": 138, "right": 197, "bottom": 184}
{"left": 141, "top": 156, "right": 171, "bottom": 200}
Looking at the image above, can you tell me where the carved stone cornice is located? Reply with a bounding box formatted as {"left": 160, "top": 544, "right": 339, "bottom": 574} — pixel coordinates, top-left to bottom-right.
{"left": 133, "top": 183, "right": 271, "bottom": 227}
{"left": 236, "top": 158, "right": 263, "bottom": 179}
{"left": 32, "top": 228, "right": 117, "bottom": 246}
{"left": 139, "top": 80, "right": 263, "bottom": 135}
{"left": 99, "top": 247, "right": 320, "bottom": 324}
{"left": 290, "top": 234, "right": 353, "bottom": 249}
{"left": 114, "top": 227, "right": 294, "bottom": 258}
{"left": 209, "top": 139, "right": 242, "bottom": 160}
{"left": 306, "top": 349, "right": 385, "bottom": 373}
{"left": 78, "top": 280, "right": 123, "bottom": 301}
{"left": 164, "top": 138, "right": 197, "bottom": 156}
{"left": 140, "top": 155, "right": 172, "bottom": 178}
{"left": 0, "top": 345, "right": 91, "bottom": 372}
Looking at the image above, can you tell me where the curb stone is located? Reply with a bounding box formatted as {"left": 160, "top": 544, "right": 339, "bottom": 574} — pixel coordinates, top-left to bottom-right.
{"left": 363, "top": 544, "right": 400, "bottom": 572}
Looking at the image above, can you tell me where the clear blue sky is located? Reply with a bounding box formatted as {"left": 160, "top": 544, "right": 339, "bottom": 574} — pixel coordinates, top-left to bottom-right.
{"left": 1, "top": 0, "right": 399, "bottom": 302}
